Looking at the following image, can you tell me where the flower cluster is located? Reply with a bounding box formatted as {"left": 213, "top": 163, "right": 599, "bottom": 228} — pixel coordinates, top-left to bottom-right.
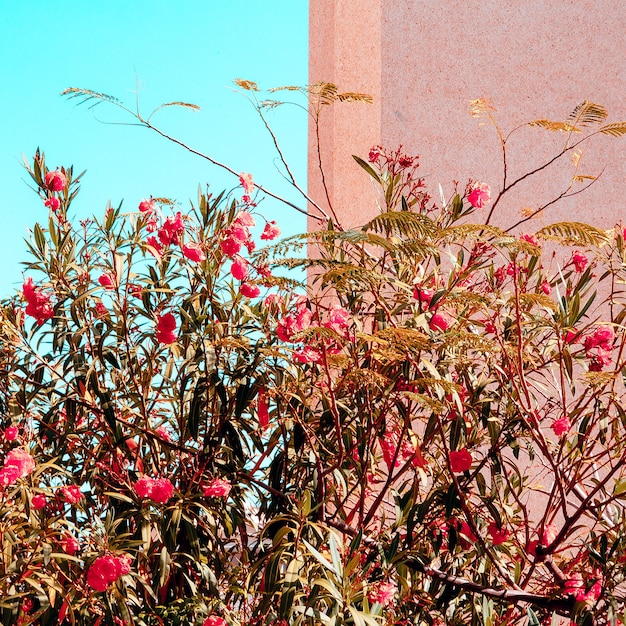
{"left": 134, "top": 475, "right": 174, "bottom": 503}
{"left": 22, "top": 277, "right": 54, "bottom": 325}
{"left": 203, "top": 478, "right": 232, "bottom": 498}
{"left": 584, "top": 325, "right": 614, "bottom": 372}
{"left": 86, "top": 554, "right": 131, "bottom": 592}
{"left": 0, "top": 448, "right": 35, "bottom": 486}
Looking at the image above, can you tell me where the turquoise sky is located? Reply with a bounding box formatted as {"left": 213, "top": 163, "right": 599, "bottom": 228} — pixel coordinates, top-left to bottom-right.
{"left": 0, "top": 1, "right": 308, "bottom": 296}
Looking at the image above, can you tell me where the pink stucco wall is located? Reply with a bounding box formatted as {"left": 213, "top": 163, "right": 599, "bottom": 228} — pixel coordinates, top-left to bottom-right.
{"left": 309, "top": 0, "right": 626, "bottom": 231}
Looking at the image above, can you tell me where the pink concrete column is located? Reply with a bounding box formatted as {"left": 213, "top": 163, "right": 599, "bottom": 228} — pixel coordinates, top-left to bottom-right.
{"left": 308, "top": 0, "right": 383, "bottom": 230}
{"left": 310, "top": 0, "right": 626, "bottom": 230}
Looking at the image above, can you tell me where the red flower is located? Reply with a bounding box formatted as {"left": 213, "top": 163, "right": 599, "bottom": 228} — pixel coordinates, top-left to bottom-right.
{"left": 3, "top": 426, "right": 18, "bottom": 441}
{"left": 182, "top": 242, "right": 206, "bottom": 262}
{"left": 240, "top": 282, "right": 261, "bottom": 298}
{"left": 146, "top": 236, "right": 164, "bottom": 259}
{"left": 158, "top": 212, "right": 185, "bottom": 247}
{"left": 572, "top": 251, "right": 588, "bottom": 273}
{"left": 0, "top": 448, "right": 35, "bottom": 486}
{"left": 203, "top": 478, "right": 232, "bottom": 498}
{"left": 87, "top": 554, "right": 131, "bottom": 592}
{"left": 31, "top": 494, "right": 47, "bottom": 510}
{"left": 203, "top": 617, "right": 227, "bottom": 626}
{"left": 488, "top": 522, "right": 510, "bottom": 545}
{"left": 63, "top": 535, "right": 80, "bottom": 555}
{"left": 134, "top": 476, "right": 174, "bottom": 503}
{"left": 467, "top": 182, "right": 491, "bottom": 208}
{"left": 368, "top": 581, "right": 396, "bottom": 606}
{"left": 45, "top": 169, "right": 67, "bottom": 192}
{"left": 540, "top": 280, "right": 551, "bottom": 295}
{"left": 155, "top": 312, "right": 177, "bottom": 344}
{"left": 61, "top": 484, "right": 83, "bottom": 504}
{"left": 220, "top": 236, "right": 241, "bottom": 257}
{"left": 22, "top": 277, "right": 54, "bottom": 325}
{"left": 413, "top": 286, "right": 434, "bottom": 307}
{"left": 44, "top": 196, "right": 61, "bottom": 212}
{"left": 261, "top": 221, "right": 281, "bottom": 241}
{"left": 231, "top": 257, "right": 249, "bottom": 281}
{"left": 138, "top": 198, "right": 155, "bottom": 214}
{"left": 449, "top": 449, "right": 472, "bottom": 473}
{"left": 429, "top": 312, "right": 452, "bottom": 332}
{"left": 551, "top": 416, "right": 571, "bottom": 436}
{"left": 98, "top": 273, "right": 116, "bottom": 290}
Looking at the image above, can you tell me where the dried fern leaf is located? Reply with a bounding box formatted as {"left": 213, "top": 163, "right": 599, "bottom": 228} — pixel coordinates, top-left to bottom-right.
{"left": 439, "top": 223, "right": 507, "bottom": 243}
{"left": 599, "top": 122, "right": 626, "bottom": 137}
{"left": 519, "top": 293, "right": 558, "bottom": 311}
{"left": 364, "top": 212, "right": 438, "bottom": 239}
{"left": 572, "top": 175, "right": 597, "bottom": 183}
{"left": 62, "top": 87, "right": 120, "bottom": 108}
{"left": 469, "top": 98, "right": 497, "bottom": 118}
{"left": 536, "top": 222, "right": 608, "bottom": 247}
{"left": 528, "top": 120, "right": 581, "bottom": 133}
{"left": 159, "top": 101, "right": 200, "bottom": 111}
{"left": 233, "top": 78, "right": 259, "bottom": 91}
{"left": 568, "top": 100, "right": 608, "bottom": 127}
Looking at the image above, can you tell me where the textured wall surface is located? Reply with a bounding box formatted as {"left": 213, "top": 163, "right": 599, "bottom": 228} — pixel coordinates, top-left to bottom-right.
{"left": 309, "top": 0, "right": 626, "bottom": 231}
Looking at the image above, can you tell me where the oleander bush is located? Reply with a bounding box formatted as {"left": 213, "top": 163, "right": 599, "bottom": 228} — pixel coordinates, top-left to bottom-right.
{"left": 1, "top": 85, "right": 626, "bottom": 626}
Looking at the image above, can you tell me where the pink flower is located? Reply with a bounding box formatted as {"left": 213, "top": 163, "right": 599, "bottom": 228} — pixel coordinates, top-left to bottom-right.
{"left": 564, "top": 573, "right": 603, "bottom": 604}
{"left": 31, "top": 494, "right": 47, "bottom": 510}
{"left": 413, "top": 286, "right": 434, "bottom": 307}
{"left": 519, "top": 233, "right": 539, "bottom": 247}
{"left": 449, "top": 449, "right": 472, "bottom": 473}
{"left": 44, "top": 196, "right": 61, "bottom": 212}
{"left": 368, "top": 581, "right": 396, "bottom": 606}
{"left": 239, "top": 173, "right": 255, "bottom": 196}
{"left": 293, "top": 346, "right": 323, "bottom": 363}
{"left": 0, "top": 448, "right": 35, "bottom": 486}
{"left": 240, "top": 282, "right": 261, "bottom": 298}
{"left": 22, "top": 277, "right": 54, "bottom": 325}
{"left": 155, "top": 312, "right": 177, "bottom": 344}
{"left": 45, "top": 169, "right": 67, "bottom": 192}
{"left": 325, "top": 306, "right": 350, "bottom": 333}
{"left": 540, "top": 280, "right": 551, "bottom": 295}
{"left": 63, "top": 535, "right": 80, "bottom": 555}
{"left": 488, "top": 522, "right": 510, "bottom": 546}
{"left": 138, "top": 198, "right": 155, "bottom": 214}
{"left": 3, "top": 426, "right": 18, "bottom": 441}
{"left": 61, "top": 485, "right": 83, "bottom": 504}
{"left": 134, "top": 476, "right": 174, "bottom": 504}
{"left": 146, "top": 236, "right": 164, "bottom": 259}
{"left": 158, "top": 212, "right": 185, "bottom": 247}
{"left": 368, "top": 145, "right": 383, "bottom": 163}
{"left": 564, "top": 329, "right": 579, "bottom": 344}
{"left": 572, "top": 251, "right": 588, "bottom": 273}
{"left": 429, "top": 312, "right": 452, "bottom": 332}
{"left": 87, "top": 554, "right": 131, "bottom": 592}
{"left": 231, "top": 257, "right": 249, "bottom": 281}
{"left": 220, "top": 236, "right": 241, "bottom": 257}
{"left": 98, "top": 273, "right": 116, "bottom": 290}
{"left": 584, "top": 326, "right": 614, "bottom": 351}
{"left": 234, "top": 211, "right": 255, "bottom": 228}
{"left": 182, "top": 242, "right": 206, "bottom": 262}
{"left": 551, "top": 416, "right": 571, "bottom": 436}
{"left": 261, "top": 221, "right": 281, "bottom": 241}
{"left": 95, "top": 302, "right": 108, "bottom": 317}
{"left": 203, "top": 478, "right": 232, "bottom": 498}
{"left": 467, "top": 182, "right": 491, "bottom": 208}
{"left": 203, "top": 617, "right": 227, "bottom": 626}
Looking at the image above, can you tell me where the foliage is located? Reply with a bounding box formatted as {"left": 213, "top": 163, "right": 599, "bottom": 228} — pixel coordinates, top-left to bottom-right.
{"left": 1, "top": 86, "right": 626, "bottom": 626}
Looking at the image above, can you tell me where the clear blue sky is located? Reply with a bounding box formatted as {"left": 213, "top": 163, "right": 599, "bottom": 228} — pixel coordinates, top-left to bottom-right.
{"left": 0, "top": 1, "right": 308, "bottom": 296}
